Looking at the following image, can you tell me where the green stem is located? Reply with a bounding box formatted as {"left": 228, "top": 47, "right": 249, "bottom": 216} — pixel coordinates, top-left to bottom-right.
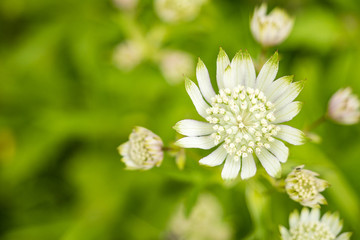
{"left": 304, "top": 115, "right": 327, "bottom": 133}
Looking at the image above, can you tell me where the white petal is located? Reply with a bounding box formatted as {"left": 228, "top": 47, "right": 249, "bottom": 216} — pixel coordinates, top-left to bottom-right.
{"left": 330, "top": 217, "right": 343, "bottom": 236}
{"left": 230, "top": 51, "right": 243, "bottom": 87}
{"left": 216, "top": 47, "right": 230, "bottom": 90}
{"left": 273, "top": 101, "right": 302, "bottom": 123}
{"left": 174, "top": 119, "right": 214, "bottom": 137}
{"left": 196, "top": 59, "right": 216, "bottom": 103}
{"left": 199, "top": 144, "right": 227, "bottom": 166}
{"left": 221, "top": 155, "right": 241, "bottom": 180}
{"left": 273, "top": 81, "right": 304, "bottom": 110}
{"left": 223, "top": 65, "right": 234, "bottom": 89}
{"left": 241, "top": 154, "right": 256, "bottom": 179}
{"left": 242, "top": 50, "right": 256, "bottom": 88}
{"left": 185, "top": 78, "right": 210, "bottom": 118}
{"left": 279, "top": 226, "right": 291, "bottom": 240}
{"left": 175, "top": 136, "right": 216, "bottom": 149}
{"left": 256, "top": 148, "right": 281, "bottom": 178}
{"left": 289, "top": 210, "right": 300, "bottom": 229}
{"left": 277, "top": 125, "right": 306, "bottom": 145}
{"left": 265, "top": 75, "right": 293, "bottom": 103}
{"left": 268, "top": 139, "right": 289, "bottom": 163}
{"left": 300, "top": 208, "right": 310, "bottom": 222}
{"left": 309, "top": 208, "right": 320, "bottom": 222}
{"left": 118, "top": 141, "right": 130, "bottom": 156}
{"left": 256, "top": 52, "right": 279, "bottom": 91}
{"left": 336, "top": 233, "right": 352, "bottom": 240}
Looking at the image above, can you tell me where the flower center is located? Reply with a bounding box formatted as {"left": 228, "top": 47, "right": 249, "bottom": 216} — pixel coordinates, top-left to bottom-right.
{"left": 129, "top": 133, "right": 153, "bottom": 164}
{"left": 290, "top": 222, "right": 335, "bottom": 240}
{"left": 291, "top": 171, "right": 318, "bottom": 200}
{"left": 206, "top": 85, "right": 279, "bottom": 160}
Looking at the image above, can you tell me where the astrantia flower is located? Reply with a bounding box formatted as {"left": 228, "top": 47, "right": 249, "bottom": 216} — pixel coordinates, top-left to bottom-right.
{"left": 154, "top": 0, "right": 206, "bottom": 23}
{"left": 327, "top": 87, "right": 360, "bottom": 125}
{"left": 167, "top": 193, "right": 232, "bottom": 240}
{"left": 251, "top": 4, "right": 294, "bottom": 47}
{"left": 159, "top": 50, "right": 194, "bottom": 84}
{"left": 118, "top": 126, "right": 163, "bottom": 170}
{"left": 113, "top": 40, "right": 144, "bottom": 71}
{"left": 280, "top": 208, "right": 352, "bottom": 240}
{"left": 174, "top": 48, "right": 305, "bottom": 180}
{"left": 113, "top": 0, "right": 137, "bottom": 11}
{"left": 285, "top": 165, "right": 329, "bottom": 208}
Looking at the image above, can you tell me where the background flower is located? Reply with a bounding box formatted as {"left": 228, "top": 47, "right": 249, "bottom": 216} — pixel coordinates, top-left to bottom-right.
{"left": 118, "top": 126, "right": 163, "bottom": 170}
{"left": 154, "top": 0, "right": 207, "bottom": 23}
{"left": 166, "top": 193, "right": 232, "bottom": 240}
{"left": 285, "top": 165, "right": 329, "bottom": 208}
{"left": 327, "top": 87, "right": 360, "bottom": 125}
{"left": 251, "top": 4, "right": 294, "bottom": 47}
{"left": 280, "top": 208, "right": 352, "bottom": 240}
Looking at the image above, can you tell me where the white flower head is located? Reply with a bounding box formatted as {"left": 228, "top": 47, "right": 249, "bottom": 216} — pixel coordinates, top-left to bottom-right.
{"left": 327, "top": 87, "right": 360, "bottom": 125}
{"left": 159, "top": 50, "right": 194, "bottom": 84}
{"left": 285, "top": 165, "right": 329, "bottom": 208}
{"left": 113, "top": 0, "right": 138, "bottom": 11}
{"left": 167, "top": 193, "right": 232, "bottom": 240}
{"left": 154, "top": 0, "right": 206, "bottom": 23}
{"left": 118, "top": 126, "right": 163, "bottom": 170}
{"left": 174, "top": 48, "right": 306, "bottom": 180}
{"left": 251, "top": 4, "right": 294, "bottom": 47}
{"left": 113, "top": 40, "right": 144, "bottom": 71}
{"left": 280, "top": 208, "right": 352, "bottom": 240}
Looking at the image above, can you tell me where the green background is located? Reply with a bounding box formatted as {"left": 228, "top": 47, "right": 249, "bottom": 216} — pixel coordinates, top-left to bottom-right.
{"left": 0, "top": 0, "right": 360, "bottom": 239}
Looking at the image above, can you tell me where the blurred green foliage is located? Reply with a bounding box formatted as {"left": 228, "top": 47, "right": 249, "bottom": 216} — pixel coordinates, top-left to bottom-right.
{"left": 1, "top": 0, "right": 360, "bottom": 239}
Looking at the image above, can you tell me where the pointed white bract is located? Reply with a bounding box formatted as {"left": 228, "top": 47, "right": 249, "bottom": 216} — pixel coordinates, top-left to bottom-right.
{"left": 327, "top": 87, "right": 360, "bottom": 125}
{"left": 118, "top": 127, "right": 163, "bottom": 170}
{"left": 174, "top": 49, "right": 305, "bottom": 180}
{"left": 154, "top": 0, "right": 207, "bottom": 23}
{"left": 285, "top": 165, "right": 329, "bottom": 208}
{"left": 251, "top": 4, "right": 294, "bottom": 47}
{"left": 280, "top": 208, "right": 352, "bottom": 240}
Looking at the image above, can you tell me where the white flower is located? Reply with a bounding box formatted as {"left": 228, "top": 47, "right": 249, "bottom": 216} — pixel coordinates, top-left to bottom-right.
{"left": 159, "top": 50, "right": 194, "bottom": 84}
{"left": 113, "top": 40, "right": 144, "bottom": 71}
{"left": 327, "top": 87, "right": 360, "bottom": 125}
{"left": 154, "top": 0, "right": 206, "bottom": 23}
{"left": 285, "top": 165, "right": 329, "bottom": 208}
{"left": 174, "top": 48, "right": 305, "bottom": 180}
{"left": 251, "top": 4, "right": 294, "bottom": 47}
{"left": 113, "top": 0, "right": 138, "bottom": 11}
{"left": 167, "top": 193, "right": 232, "bottom": 240}
{"left": 118, "top": 126, "right": 163, "bottom": 170}
{"left": 280, "top": 208, "right": 352, "bottom": 240}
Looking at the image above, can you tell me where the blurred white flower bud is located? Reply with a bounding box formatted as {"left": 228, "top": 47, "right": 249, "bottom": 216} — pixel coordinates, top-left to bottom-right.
{"left": 327, "top": 87, "right": 360, "bottom": 125}
{"left": 251, "top": 4, "right": 294, "bottom": 47}
{"left": 113, "top": 40, "right": 144, "bottom": 71}
{"left": 118, "top": 126, "right": 163, "bottom": 170}
{"left": 167, "top": 193, "right": 232, "bottom": 240}
{"left": 285, "top": 165, "right": 329, "bottom": 208}
{"left": 154, "top": 0, "right": 206, "bottom": 23}
{"left": 159, "top": 50, "right": 194, "bottom": 84}
{"left": 113, "top": 0, "right": 138, "bottom": 11}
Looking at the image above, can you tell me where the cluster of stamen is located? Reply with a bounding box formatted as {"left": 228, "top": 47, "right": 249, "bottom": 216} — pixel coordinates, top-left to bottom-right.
{"left": 290, "top": 222, "right": 335, "bottom": 240}
{"left": 289, "top": 170, "right": 318, "bottom": 200}
{"left": 206, "top": 85, "right": 279, "bottom": 160}
{"left": 129, "top": 131, "right": 162, "bottom": 165}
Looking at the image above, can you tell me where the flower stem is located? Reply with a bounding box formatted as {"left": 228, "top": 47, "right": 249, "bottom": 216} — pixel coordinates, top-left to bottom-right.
{"left": 304, "top": 115, "right": 327, "bottom": 132}
{"left": 256, "top": 47, "right": 268, "bottom": 72}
